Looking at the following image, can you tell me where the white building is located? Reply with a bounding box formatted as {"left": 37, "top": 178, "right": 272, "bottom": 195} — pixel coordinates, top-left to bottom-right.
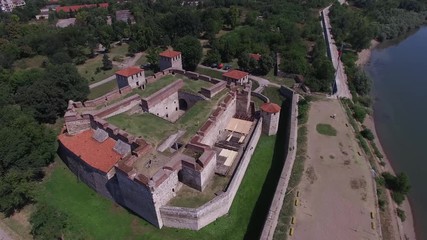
{"left": 159, "top": 50, "right": 182, "bottom": 71}
{"left": 115, "top": 66, "right": 146, "bottom": 89}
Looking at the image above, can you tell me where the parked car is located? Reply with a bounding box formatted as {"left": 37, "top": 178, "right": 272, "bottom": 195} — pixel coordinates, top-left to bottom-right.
{"left": 141, "top": 63, "right": 151, "bottom": 70}
{"left": 223, "top": 64, "right": 231, "bottom": 70}
{"left": 217, "top": 63, "right": 224, "bottom": 69}
{"left": 211, "top": 63, "right": 217, "bottom": 68}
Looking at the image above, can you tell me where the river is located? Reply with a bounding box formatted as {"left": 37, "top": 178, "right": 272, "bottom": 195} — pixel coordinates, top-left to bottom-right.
{"left": 366, "top": 26, "right": 427, "bottom": 239}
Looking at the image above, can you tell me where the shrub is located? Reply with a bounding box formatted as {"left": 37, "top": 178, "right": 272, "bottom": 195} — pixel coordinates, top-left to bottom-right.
{"left": 396, "top": 208, "right": 406, "bottom": 222}
{"left": 392, "top": 192, "right": 405, "bottom": 205}
{"left": 360, "top": 129, "right": 375, "bottom": 140}
{"left": 353, "top": 104, "right": 367, "bottom": 123}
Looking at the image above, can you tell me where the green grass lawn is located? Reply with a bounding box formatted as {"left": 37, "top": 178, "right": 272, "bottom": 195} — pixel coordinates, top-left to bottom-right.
{"left": 169, "top": 175, "right": 230, "bottom": 208}
{"left": 108, "top": 89, "right": 226, "bottom": 146}
{"left": 77, "top": 44, "right": 129, "bottom": 83}
{"left": 182, "top": 78, "right": 212, "bottom": 93}
{"left": 87, "top": 80, "right": 118, "bottom": 100}
{"left": 196, "top": 67, "right": 224, "bottom": 79}
{"left": 39, "top": 133, "right": 278, "bottom": 239}
{"left": 77, "top": 56, "right": 119, "bottom": 83}
{"left": 135, "top": 75, "right": 177, "bottom": 98}
{"left": 263, "top": 87, "right": 286, "bottom": 105}
{"left": 13, "top": 55, "right": 47, "bottom": 70}
{"left": 316, "top": 123, "right": 337, "bottom": 136}
{"left": 264, "top": 70, "right": 295, "bottom": 87}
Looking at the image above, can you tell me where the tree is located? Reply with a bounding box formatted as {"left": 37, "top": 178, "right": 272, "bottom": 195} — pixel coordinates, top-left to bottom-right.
{"left": 352, "top": 104, "right": 367, "bottom": 123}
{"left": 226, "top": 6, "right": 239, "bottom": 29}
{"left": 30, "top": 204, "right": 68, "bottom": 240}
{"left": 360, "top": 129, "right": 375, "bottom": 140}
{"left": 203, "top": 49, "right": 221, "bottom": 66}
{"left": 146, "top": 47, "right": 162, "bottom": 72}
{"left": 15, "top": 64, "right": 89, "bottom": 123}
{"left": 352, "top": 70, "right": 371, "bottom": 96}
{"left": 237, "top": 52, "right": 250, "bottom": 71}
{"left": 258, "top": 55, "right": 274, "bottom": 75}
{"left": 173, "top": 36, "right": 202, "bottom": 71}
{"left": 0, "top": 106, "right": 55, "bottom": 216}
{"left": 102, "top": 54, "right": 112, "bottom": 70}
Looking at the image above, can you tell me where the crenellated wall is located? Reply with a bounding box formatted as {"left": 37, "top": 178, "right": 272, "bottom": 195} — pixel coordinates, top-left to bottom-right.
{"left": 196, "top": 93, "right": 237, "bottom": 147}
{"left": 159, "top": 118, "right": 263, "bottom": 230}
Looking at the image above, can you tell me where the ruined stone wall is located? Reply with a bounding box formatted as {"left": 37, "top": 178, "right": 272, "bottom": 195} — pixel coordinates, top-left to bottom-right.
{"left": 178, "top": 91, "right": 204, "bottom": 109}
{"left": 198, "top": 152, "right": 216, "bottom": 191}
{"left": 146, "top": 92, "right": 179, "bottom": 121}
{"left": 115, "top": 169, "right": 161, "bottom": 227}
{"left": 64, "top": 113, "right": 92, "bottom": 135}
{"left": 94, "top": 94, "right": 141, "bottom": 119}
{"left": 199, "top": 98, "right": 236, "bottom": 146}
{"left": 83, "top": 86, "right": 132, "bottom": 108}
{"left": 179, "top": 151, "right": 216, "bottom": 191}
{"left": 152, "top": 169, "right": 180, "bottom": 207}
{"left": 159, "top": 118, "right": 262, "bottom": 230}
{"left": 200, "top": 81, "right": 227, "bottom": 98}
{"left": 57, "top": 142, "right": 113, "bottom": 200}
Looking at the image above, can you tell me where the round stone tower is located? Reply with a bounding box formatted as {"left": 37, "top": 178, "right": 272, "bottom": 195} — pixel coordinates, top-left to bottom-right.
{"left": 260, "top": 102, "right": 281, "bottom": 136}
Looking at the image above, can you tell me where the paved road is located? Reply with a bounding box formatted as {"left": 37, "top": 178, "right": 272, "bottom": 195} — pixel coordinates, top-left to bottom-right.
{"left": 89, "top": 52, "right": 144, "bottom": 89}
{"left": 322, "top": 6, "right": 352, "bottom": 99}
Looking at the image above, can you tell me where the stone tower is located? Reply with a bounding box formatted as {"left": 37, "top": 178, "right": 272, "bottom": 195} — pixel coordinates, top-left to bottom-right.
{"left": 260, "top": 102, "right": 281, "bottom": 136}
{"left": 159, "top": 49, "right": 183, "bottom": 71}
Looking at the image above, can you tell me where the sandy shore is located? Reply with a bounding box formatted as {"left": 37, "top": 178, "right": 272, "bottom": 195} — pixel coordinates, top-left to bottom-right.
{"left": 360, "top": 43, "right": 417, "bottom": 239}
{"left": 356, "top": 40, "right": 380, "bottom": 67}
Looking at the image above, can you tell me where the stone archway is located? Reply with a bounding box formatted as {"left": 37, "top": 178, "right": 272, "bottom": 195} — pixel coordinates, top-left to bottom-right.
{"left": 179, "top": 99, "right": 188, "bottom": 110}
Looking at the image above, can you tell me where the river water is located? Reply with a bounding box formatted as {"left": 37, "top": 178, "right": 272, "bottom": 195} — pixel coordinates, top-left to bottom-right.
{"left": 365, "top": 26, "right": 427, "bottom": 239}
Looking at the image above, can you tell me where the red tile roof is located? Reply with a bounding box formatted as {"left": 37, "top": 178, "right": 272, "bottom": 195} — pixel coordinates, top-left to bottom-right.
{"left": 260, "top": 102, "right": 281, "bottom": 113}
{"left": 250, "top": 53, "right": 261, "bottom": 61}
{"left": 159, "top": 50, "right": 181, "bottom": 58}
{"left": 56, "top": 3, "right": 109, "bottom": 13}
{"left": 58, "top": 130, "right": 121, "bottom": 173}
{"left": 115, "top": 66, "right": 144, "bottom": 77}
{"left": 223, "top": 70, "right": 249, "bottom": 80}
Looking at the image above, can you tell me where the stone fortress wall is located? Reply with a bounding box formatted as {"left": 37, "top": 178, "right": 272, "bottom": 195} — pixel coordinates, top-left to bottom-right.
{"left": 159, "top": 117, "right": 263, "bottom": 230}
{"left": 58, "top": 62, "right": 285, "bottom": 231}
{"left": 261, "top": 86, "right": 300, "bottom": 239}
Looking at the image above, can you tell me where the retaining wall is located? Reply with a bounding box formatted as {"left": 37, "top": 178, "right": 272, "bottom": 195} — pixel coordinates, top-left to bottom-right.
{"left": 260, "top": 86, "right": 299, "bottom": 240}
{"left": 159, "top": 118, "right": 263, "bottom": 230}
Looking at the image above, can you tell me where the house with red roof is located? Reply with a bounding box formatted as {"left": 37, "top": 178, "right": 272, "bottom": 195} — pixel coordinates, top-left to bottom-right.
{"left": 222, "top": 69, "right": 249, "bottom": 85}
{"left": 159, "top": 49, "right": 182, "bottom": 71}
{"left": 115, "top": 66, "right": 145, "bottom": 89}
{"left": 249, "top": 53, "right": 261, "bottom": 61}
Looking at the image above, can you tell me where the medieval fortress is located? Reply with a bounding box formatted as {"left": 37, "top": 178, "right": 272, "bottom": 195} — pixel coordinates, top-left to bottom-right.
{"left": 58, "top": 50, "right": 282, "bottom": 230}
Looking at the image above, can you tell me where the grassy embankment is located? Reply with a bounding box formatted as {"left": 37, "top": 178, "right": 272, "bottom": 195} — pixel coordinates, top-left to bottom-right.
{"left": 36, "top": 133, "right": 277, "bottom": 239}
{"left": 273, "top": 96, "right": 310, "bottom": 240}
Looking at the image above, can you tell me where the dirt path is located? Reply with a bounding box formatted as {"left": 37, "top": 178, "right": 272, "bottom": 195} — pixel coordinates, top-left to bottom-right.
{"left": 292, "top": 99, "right": 379, "bottom": 240}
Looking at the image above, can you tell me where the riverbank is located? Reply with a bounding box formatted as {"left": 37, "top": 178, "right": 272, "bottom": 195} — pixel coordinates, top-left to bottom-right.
{"left": 355, "top": 40, "right": 379, "bottom": 67}
{"left": 359, "top": 43, "right": 417, "bottom": 239}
